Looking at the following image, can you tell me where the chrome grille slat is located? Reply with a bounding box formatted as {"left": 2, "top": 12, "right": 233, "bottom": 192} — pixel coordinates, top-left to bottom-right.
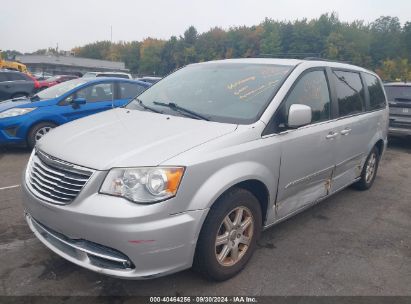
{"left": 30, "top": 170, "right": 80, "bottom": 193}
{"left": 32, "top": 164, "right": 84, "bottom": 188}
{"left": 35, "top": 160, "right": 89, "bottom": 183}
{"left": 26, "top": 150, "right": 94, "bottom": 205}
{"left": 30, "top": 175, "right": 77, "bottom": 197}
{"left": 30, "top": 183, "right": 72, "bottom": 201}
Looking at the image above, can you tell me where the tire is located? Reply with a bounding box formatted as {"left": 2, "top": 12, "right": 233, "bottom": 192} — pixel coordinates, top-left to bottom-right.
{"left": 353, "top": 146, "right": 380, "bottom": 191}
{"left": 27, "top": 122, "right": 57, "bottom": 149}
{"left": 193, "top": 188, "right": 262, "bottom": 281}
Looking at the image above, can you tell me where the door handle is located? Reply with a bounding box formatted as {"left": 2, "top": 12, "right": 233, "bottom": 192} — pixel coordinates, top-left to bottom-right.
{"left": 340, "top": 128, "right": 352, "bottom": 136}
{"left": 326, "top": 131, "right": 339, "bottom": 140}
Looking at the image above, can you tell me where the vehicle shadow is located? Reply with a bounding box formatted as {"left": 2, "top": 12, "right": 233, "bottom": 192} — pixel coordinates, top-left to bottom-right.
{"left": 387, "top": 136, "right": 411, "bottom": 152}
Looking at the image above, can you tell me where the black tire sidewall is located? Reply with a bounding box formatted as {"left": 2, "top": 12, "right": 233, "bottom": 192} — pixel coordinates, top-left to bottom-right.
{"left": 194, "top": 188, "right": 262, "bottom": 281}
{"left": 27, "top": 122, "right": 57, "bottom": 149}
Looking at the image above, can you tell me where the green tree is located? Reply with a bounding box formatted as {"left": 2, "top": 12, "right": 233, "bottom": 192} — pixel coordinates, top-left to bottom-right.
{"left": 370, "top": 16, "right": 402, "bottom": 64}
{"left": 70, "top": 14, "right": 411, "bottom": 78}
{"left": 139, "top": 38, "right": 166, "bottom": 75}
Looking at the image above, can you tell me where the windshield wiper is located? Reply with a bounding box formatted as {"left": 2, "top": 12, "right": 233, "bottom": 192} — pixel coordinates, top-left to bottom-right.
{"left": 153, "top": 101, "right": 209, "bottom": 121}
{"left": 136, "top": 98, "right": 163, "bottom": 114}
{"left": 12, "top": 96, "right": 28, "bottom": 101}
{"left": 30, "top": 95, "right": 40, "bottom": 102}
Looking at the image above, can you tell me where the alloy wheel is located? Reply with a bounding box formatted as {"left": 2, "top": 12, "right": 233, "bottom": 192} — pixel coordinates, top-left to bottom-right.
{"left": 365, "top": 152, "right": 377, "bottom": 183}
{"left": 34, "top": 126, "right": 53, "bottom": 142}
{"left": 215, "top": 206, "right": 254, "bottom": 267}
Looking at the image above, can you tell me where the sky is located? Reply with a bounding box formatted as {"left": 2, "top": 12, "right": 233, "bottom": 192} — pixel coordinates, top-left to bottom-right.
{"left": 1, "top": 0, "right": 410, "bottom": 53}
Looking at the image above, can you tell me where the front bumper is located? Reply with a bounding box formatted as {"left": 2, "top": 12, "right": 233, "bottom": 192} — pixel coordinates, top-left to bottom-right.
{"left": 0, "top": 117, "right": 27, "bottom": 145}
{"left": 389, "top": 127, "right": 411, "bottom": 136}
{"left": 389, "top": 115, "right": 411, "bottom": 136}
{"left": 22, "top": 179, "right": 208, "bottom": 279}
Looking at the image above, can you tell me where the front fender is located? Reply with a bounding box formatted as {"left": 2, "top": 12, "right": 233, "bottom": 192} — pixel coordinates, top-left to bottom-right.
{"left": 186, "top": 161, "right": 277, "bottom": 213}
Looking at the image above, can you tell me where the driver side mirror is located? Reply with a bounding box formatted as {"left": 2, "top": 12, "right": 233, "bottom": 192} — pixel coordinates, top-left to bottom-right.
{"left": 287, "top": 104, "right": 312, "bottom": 128}
{"left": 70, "top": 97, "right": 86, "bottom": 108}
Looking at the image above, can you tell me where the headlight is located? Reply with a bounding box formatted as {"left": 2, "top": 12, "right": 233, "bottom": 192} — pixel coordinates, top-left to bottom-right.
{"left": 0, "top": 108, "right": 36, "bottom": 119}
{"left": 100, "top": 167, "right": 185, "bottom": 203}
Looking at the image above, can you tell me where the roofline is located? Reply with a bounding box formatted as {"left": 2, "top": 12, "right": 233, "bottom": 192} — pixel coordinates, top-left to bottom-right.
{"left": 190, "top": 57, "right": 374, "bottom": 74}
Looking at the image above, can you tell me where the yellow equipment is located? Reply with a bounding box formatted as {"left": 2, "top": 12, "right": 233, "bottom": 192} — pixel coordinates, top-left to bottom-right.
{"left": 0, "top": 52, "right": 30, "bottom": 74}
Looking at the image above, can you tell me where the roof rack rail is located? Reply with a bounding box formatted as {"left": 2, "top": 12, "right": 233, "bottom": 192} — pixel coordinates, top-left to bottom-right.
{"left": 303, "top": 57, "right": 352, "bottom": 64}
{"left": 255, "top": 53, "right": 321, "bottom": 59}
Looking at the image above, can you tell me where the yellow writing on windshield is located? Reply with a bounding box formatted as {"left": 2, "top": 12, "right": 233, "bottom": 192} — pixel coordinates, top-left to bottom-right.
{"left": 227, "top": 76, "right": 256, "bottom": 90}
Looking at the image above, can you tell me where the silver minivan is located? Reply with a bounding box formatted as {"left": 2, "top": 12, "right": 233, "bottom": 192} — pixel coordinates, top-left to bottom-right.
{"left": 22, "top": 59, "right": 388, "bottom": 281}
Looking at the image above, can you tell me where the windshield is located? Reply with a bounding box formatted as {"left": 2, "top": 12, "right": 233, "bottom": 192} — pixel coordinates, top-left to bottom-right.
{"left": 384, "top": 85, "right": 411, "bottom": 101}
{"left": 127, "top": 63, "right": 293, "bottom": 124}
{"left": 36, "top": 79, "right": 89, "bottom": 99}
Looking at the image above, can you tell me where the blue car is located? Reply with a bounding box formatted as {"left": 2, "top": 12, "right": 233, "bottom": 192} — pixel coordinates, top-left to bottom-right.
{"left": 0, "top": 77, "right": 150, "bottom": 148}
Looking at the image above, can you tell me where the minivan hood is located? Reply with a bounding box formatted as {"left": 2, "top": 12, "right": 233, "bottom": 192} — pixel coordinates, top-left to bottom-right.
{"left": 38, "top": 108, "right": 238, "bottom": 170}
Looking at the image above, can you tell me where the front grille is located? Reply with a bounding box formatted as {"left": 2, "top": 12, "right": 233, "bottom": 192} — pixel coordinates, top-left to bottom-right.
{"left": 26, "top": 149, "right": 94, "bottom": 205}
{"left": 390, "top": 121, "right": 411, "bottom": 130}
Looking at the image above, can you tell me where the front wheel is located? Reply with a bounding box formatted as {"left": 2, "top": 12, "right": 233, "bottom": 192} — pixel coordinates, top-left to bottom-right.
{"left": 193, "top": 188, "right": 262, "bottom": 281}
{"left": 27, "top": 122, "right": 57, "bottom": 149}
{"left": 353, "top": 146, "right": 380, "bottom": 190}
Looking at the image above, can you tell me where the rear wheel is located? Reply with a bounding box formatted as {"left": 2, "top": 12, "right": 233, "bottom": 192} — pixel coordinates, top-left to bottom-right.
{"left": 27, "top": 122, "right": 57, "bottom": 149}
{"left": 193, "top": 188, "right": 262, "bottom": 281}
{"left": 353, "top": 146, "right": 380, "bottom": 190}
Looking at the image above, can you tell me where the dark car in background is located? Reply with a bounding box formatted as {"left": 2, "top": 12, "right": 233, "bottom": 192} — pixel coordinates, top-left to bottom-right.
{"left": 384, "top": 82, "right": 411, "bottom": 137}
{"left": 0, "top": 69, "right": 38, "bottom": 101}
{"left": 0, "top": 77, "right": 150, "bottom": 148}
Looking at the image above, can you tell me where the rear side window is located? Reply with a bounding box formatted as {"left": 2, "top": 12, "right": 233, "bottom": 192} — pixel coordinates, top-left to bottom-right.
{"left": 277, "top": 70, "right": 331, "bottom": 128}
{"left": 76, "top": 83, "right": 114, "bottom": 102}
{"left": 364, "top": 73, "right": 386, "bottom": 110}
{"left": 119, "top": 82, "right": 146, "bottom": 99}
{"left": 332, "top": 70, "right": 365, "bottom": 117}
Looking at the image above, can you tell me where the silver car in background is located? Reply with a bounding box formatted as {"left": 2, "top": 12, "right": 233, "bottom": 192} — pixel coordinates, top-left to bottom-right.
{"left": 22, "top": 58, "right": 388, "bottom": 281}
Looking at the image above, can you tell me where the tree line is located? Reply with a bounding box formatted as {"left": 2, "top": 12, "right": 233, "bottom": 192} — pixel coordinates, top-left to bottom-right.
{"left": 3, "top": 13, "right": 411, "bottom": 81}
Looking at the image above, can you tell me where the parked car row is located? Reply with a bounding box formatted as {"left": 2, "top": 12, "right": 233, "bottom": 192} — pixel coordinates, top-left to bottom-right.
{"left": 0, "top": 77, "right": 151, "bottom": 147}
{"left": 0, "top": 69, "right": 150, "bottom": 102}
{"left": 17, "top": 58, "right": 389, "bottom": 282}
